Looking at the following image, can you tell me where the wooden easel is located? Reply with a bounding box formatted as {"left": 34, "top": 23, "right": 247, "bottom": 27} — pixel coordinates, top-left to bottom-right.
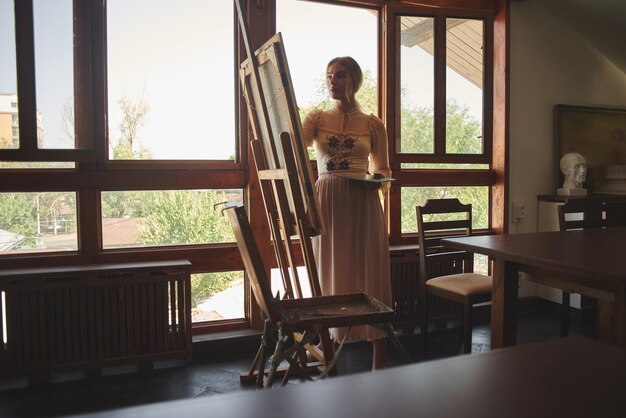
{"left": 235, "top": 0, "right": 335, "bottom": 383}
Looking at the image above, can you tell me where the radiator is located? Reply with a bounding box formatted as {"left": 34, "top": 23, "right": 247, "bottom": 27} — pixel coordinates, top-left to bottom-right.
{"left": 0, "top": 260, "right": 192, "bottom": 378}
{"left": 390, "top": 247, "right": 467, "bottom": 328}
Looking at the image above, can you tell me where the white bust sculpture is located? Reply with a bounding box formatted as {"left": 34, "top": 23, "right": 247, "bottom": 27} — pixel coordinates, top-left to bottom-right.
{"left": 557, "top": 152, "right": 587, "bottom": 196}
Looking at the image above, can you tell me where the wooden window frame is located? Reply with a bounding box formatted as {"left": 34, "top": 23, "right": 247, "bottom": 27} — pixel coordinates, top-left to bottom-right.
{"left": 0, "top": 0, "right": 508, "bottom": 336}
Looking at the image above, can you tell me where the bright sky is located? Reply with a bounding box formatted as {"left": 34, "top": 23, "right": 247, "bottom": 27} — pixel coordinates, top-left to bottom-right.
{"left": 0, "top": 0, "right": 17, "bottom": 94}
{"left": 0, "top": 0, "right": 481, "bottom": 159}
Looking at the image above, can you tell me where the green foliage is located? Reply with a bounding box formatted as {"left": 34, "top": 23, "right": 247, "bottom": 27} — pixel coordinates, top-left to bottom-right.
{"left": 0, "top": 193, "right": 36, "bottom": 236}
{"left": 401, "top": 105, "right": 434, "bottom": 153}
{"left": 400, "top": 186, "right": 489, "bottom": 233}
{"left": 138, "top": 190, "right": 235, "bottom": 246}
{"left": 0, "top": 192, "right": 76, "bottom": 246}
{"left": 445, "top": 100, "right": 482, "bottom": 154}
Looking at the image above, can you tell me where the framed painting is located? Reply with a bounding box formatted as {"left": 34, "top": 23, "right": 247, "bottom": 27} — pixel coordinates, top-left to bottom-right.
{"left": 555, "top": 105, "right": 626, "bottom": 194}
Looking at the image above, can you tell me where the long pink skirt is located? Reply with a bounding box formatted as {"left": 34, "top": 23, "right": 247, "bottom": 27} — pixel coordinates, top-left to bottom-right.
{"left": 312, "top": 173, "right": 392, "bottom": 342}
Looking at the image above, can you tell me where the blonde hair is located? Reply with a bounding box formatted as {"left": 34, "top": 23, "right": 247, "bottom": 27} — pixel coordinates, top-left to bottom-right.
{"left": 327, "top": 56, "right": 363, "bottom": 95}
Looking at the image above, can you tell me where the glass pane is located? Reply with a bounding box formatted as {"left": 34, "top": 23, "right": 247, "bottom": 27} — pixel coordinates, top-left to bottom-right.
{"left": 0, "top": 192, "right": 77, "bottom": 253}
{"left": 0, "top": 161, "right": 74, "bottom": 169}
{"left": 33, "top": 0, "right": 75, "bottom": 149}
{"left": 401, "top": 186, "right": 488, "bottom": 233}
{"left": 271, "top": 266, "right": 312, "bottom": 299}
{"left": 446, "top": 18, "right": 483, "bottom": 154}
{"left": 101, "top": 189, "right": 243, "bottom": 249}
{"left": 399, "top": 16, "right": 435, "bottom": 153}
{"left": 401, "top": 163, "right": 489, "bottom": 169}
{"left": 0, "top": 0, "right": 18, "bottom": 150}
{"left": 277, "top": 0, "right": 378, "bottom": 118}
{"left": 106, "top": 1, "right": 235, "bottom": 160}
{"left": 192, "top": 271, "right": 245, "bottom": 322}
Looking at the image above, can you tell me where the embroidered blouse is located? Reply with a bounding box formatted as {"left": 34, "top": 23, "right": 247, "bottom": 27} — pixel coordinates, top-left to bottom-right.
{"left": 302, "top": 106, "right": 391, "bottom": 181}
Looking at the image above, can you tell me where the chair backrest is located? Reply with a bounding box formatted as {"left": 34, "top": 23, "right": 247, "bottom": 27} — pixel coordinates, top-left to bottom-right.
{"left": 557, "top": 198, "right": 606, "bottom": 231}
{"left": 223, "top": 204, "right": 281, "bottom": 322}
{"left": 416, "top": 198, "right": 473, "bottom": 282}
{"left": 604, "top": 200, "right": 626, "bottom": 228}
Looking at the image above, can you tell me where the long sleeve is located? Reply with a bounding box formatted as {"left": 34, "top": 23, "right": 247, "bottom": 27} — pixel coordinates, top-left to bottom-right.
{"left": 302, "top": 109, "right": 323, "bottom": 147}
{"left": 368, "top": 115, "right": 391, "bottom": 177}
{"left": 368, "top": 115, "right": 392, "bottom": 193}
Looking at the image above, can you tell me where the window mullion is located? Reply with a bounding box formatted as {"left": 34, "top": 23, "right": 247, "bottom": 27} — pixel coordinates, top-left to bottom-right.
{"left": 14, "top": 0, "right": 38, "bottom": 153}
{"left": 73, "top": 0, "right": 94, "bottom": 152}
{"left": 433, "top": 14, "right": 446, "bottom": 156}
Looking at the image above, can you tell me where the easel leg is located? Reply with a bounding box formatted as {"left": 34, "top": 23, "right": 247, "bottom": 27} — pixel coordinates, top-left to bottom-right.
{"left": 318, "top": 328, "right": 336, "bottom": 377}
{"left": 256, "top": 319, "right": 272, "bottom": 388}
{"left": 265, "top": 328, "right": 288, "bottom": 388}
{"left": 383, "top": 322, "right": 410, "bottom": 363}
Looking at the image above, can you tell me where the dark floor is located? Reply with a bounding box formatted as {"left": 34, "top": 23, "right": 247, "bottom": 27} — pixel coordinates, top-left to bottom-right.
{"left": 0, "top": 302, "right": 597, "bottom": 418}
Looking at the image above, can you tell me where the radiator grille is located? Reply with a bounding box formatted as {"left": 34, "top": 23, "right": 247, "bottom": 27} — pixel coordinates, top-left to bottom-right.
{"left": 390, "top": 248, "right": 466, "bottom": 328}
{"left": 0, "top": 261, "right": 192, "bottom": 377}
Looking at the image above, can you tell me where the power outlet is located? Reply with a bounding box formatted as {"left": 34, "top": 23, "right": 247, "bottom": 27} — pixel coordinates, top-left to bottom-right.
{"left": 512, "top": 201, "right": 525, "bottom": 223}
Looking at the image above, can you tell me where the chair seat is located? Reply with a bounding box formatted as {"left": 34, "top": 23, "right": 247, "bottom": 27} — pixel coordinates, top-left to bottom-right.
{"left": 426, "top": 273, "right": 492, "bottom": 297}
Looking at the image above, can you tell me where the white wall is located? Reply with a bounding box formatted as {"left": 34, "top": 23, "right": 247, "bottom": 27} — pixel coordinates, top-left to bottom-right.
{"left": 509, "top": 0, "right": 626, "bottom": 298}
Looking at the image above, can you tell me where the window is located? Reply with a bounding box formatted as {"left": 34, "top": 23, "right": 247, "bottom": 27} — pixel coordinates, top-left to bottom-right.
{"left": 401, "top": 186, "right": 489, "bottom": 233}
{"left": 192, "top": 271, "right": 245, "bottom": 323}
{"left": 33, "top": 0, "right": 75, "bottom": 150}
{"left": 397, "top": 13, "right": 490, "bottom": 163}
{"left": 0, "top": 0, "right": 506, "bottom": 337}
{"left": 390, "top": 5, "right": 496, "bottom": 244}
{"left": 399, "top": 16, "right": 435, "bottom": 154}
{"left": 106, "top": 0, "right": 236, "bottom": 161}
{"left": 0, "top": 192, "right": 77, "bottom": 253}
{"left": 277, "top": 0, "right": 378, "bottom": 117}
{"left": 101, "top": 189, "right": 242, "bottom": 249}
{"left": 446, "top": 18, "right": 484, "bottom": 155}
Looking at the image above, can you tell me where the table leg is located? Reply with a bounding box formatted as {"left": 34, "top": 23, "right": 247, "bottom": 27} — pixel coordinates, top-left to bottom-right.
{"left": 597, "top": 300, "right": 613, "bottom": 344}
{"left": 614, "top": 287, "right": 625, "bottom": 348}
{"left": 491, "top": 259, "right": 519, "bottom": 348}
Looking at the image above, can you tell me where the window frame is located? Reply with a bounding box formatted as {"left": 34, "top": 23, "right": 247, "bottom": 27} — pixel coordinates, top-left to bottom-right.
{"left": 0, "top": 0, "right": 509, "bottom": 336}
{"left": 391, "top": 8, "right": 493, "bottom": 164}
{"left": 383, "top": 2, "right": 500, "bottom": 246}
{"left": 0, "top": 0, "right": 254, "bottom": 335}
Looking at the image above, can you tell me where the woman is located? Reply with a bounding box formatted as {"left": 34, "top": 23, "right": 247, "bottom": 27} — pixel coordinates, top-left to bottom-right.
{"left": 302, "top": 56, "right": 392, "bottom": 370}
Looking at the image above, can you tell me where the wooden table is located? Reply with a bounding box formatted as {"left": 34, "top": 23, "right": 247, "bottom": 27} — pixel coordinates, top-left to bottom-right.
{"left": 442, "top": 228, "right": 626, "bottom": 348}
{"left": 62, "top": 336, "right": 626, "bottom": 418}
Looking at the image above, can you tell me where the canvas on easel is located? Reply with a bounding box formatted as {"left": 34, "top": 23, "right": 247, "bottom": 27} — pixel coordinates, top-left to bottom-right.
{"left": 239, "top": 32, "right": 323, "bottom": 238}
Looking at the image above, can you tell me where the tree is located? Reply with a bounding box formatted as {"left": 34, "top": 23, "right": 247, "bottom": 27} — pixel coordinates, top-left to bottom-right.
{"left": 102, "top": 95, "right": 153, "bottom": 219}
{"left": 399, "top": 99, "right": 487, "bottom": 232}
{"left": 0, "top": 193, "right": 35, "bottom": 237}
{"left": 137, "top": 189, "right": 242, "bottom": 307}
{"left": 111, "top": 95, "right": 153, "bottom": 160}
{"left": 0, "top": 191, "right": 77, "bottom": 250}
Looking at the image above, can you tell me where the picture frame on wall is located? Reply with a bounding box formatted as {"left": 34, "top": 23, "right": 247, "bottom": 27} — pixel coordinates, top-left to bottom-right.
{"left": 555, "top": 104, "right": 626, "bottom": 194}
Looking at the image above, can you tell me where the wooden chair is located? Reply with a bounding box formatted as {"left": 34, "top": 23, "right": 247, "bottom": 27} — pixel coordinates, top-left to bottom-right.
{"left": 557, "top": 198, "right": 607, "bottom": 337}
{"left": 224, "top": 204, "right": 409, "bottom": 388}
{"left": 557, "top": 198, "right": 625, "bottom": 341}
{"left": 417, "top": 198, "right": 492, "bottom": 354}
{"left": 604, "top": 200, "right": 626, "bottom": 228}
